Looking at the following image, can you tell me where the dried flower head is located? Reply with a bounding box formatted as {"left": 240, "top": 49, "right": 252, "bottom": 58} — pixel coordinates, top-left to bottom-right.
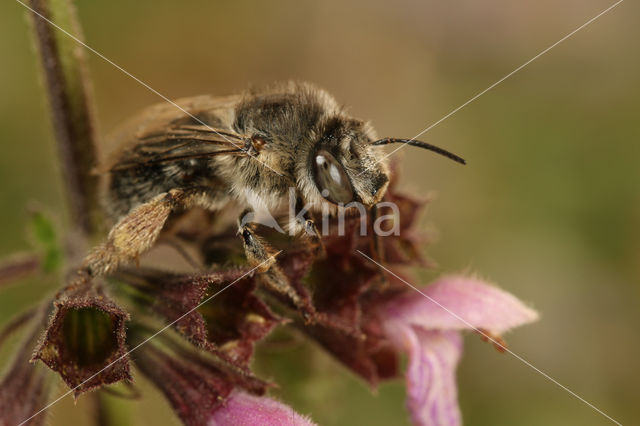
{"left": 115, "top": 266, "right": 283, "bottom": 367}
{"left": 31, "top": 273, "right": 131, "bottom": 397}
{"left": 1, "top": 169, "right": 538, "bottom": 426}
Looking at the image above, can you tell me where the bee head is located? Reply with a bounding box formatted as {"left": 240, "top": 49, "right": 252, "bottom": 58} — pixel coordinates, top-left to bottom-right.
{"left": 302, "top": 116, "right": 466, "bottom": 211}
{"left": 303, "top": 117, "right": 390, "bottom": 209}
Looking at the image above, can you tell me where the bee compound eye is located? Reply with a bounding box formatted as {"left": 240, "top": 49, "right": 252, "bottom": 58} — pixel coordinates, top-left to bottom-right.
{"left": 313, "top": 150, "right": 354, "bottom": 204}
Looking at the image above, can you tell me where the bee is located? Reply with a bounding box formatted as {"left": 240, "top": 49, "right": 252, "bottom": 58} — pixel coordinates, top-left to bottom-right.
{"left": 85, "top": 81, "right": 464, "bottom": 316}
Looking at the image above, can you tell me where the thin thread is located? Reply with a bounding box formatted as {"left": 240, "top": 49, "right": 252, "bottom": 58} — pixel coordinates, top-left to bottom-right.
{"left": 363, "top": 0, "right": 624, "bottom": 175}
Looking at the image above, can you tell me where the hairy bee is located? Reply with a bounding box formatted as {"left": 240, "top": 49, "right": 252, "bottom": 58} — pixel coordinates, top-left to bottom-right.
{"left": 86, "top": 81, "right": 464, "bottom": 316}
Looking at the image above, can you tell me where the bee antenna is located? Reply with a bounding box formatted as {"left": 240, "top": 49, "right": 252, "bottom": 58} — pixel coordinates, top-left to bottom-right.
{"left": 372, "top": 138, "right": 466, "bottom": 165}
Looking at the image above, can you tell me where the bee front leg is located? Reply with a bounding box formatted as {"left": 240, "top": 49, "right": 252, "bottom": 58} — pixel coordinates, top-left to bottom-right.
{"left": 237, "top": 223, "right": 278, "bottom": 273}
{"left": 298, "top": 216, "right": 325, "bottom": 258}
{"left": 84, "top": 188, "right": 200, "bottom": 276}
{"left": 237, "top": 218, "right": 315, "bottom": 321}
{"left": 292, "top": 196, "right": 325, "bottom": 257}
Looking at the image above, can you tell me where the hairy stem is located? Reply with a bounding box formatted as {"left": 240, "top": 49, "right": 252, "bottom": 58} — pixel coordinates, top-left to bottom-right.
{"left": 25, "top": 2, "right": 128, "bottom": 425}
{"left": 28, "top": 0, "right": 102, "bottom": 236}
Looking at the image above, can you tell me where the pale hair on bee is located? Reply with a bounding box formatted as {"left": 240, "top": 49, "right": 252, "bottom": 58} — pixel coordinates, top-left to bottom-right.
{"left": 84, "top": 81, "right": 465, "bottom": 319}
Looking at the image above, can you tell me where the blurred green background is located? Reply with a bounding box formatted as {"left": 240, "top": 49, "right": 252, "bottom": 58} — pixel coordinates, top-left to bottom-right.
{"left": 1, "top": 0, "right": 638, "bottom": 425}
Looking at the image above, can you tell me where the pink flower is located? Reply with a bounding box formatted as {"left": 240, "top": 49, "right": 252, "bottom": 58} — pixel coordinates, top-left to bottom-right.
{"left": 381, "top": 275, "right": 539, "bottom": 426}
{"left": 208, "top": 390, "right": 316, "bottom": 426}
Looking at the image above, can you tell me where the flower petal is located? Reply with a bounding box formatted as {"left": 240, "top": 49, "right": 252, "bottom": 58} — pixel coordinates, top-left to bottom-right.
{"left": 133, "top": 341, "right": 233, "bottom": 426}
{"left": 130, "top": 325, "right": 270, "bottom": 426}
{"left": 208, "top": 390, "right": 316, "bottom": 426}
{"left": 116, "top": 267, "right": 282, "bottom": 369}
{"left": 383, "top": 275, "right": 538, "bottom": 333}
{"left": 393, "top": 324, "right": 463, "bottom": 426}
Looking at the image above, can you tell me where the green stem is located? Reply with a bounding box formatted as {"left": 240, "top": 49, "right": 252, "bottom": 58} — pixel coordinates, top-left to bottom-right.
{"left": 92, "top": 390, "right": 132, "bottom": 426}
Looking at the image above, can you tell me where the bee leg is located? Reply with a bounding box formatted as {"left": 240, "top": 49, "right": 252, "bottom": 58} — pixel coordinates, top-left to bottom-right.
{"left": 292, "top": 196, "right": 325, "bottom": 257}
{"left": 237, "top": 220, "right": 315, "bottom": 322}
{"left": 261, "top": 266, "right": 315, "bottom": 322}
{"left": 299, "top": 216, "right": 325, "bottom": 258}
{"left": 237, "top": 222, "right": 277, "bottom": 273}
{"left": 83, "top": 188, "right": 197, "bottom": 276}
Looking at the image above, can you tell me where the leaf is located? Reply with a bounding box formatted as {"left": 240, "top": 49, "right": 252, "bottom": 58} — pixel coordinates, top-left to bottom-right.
{"left": 29, "top": 211, "right": 61, "bottom": 273}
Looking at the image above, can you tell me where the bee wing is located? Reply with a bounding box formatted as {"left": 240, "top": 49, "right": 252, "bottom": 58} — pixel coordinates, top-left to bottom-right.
{"left": 109, "top": 125, "right": 247, "bottom": 172}
{"left": 105, "top": 95, "right": 248, "bottom": 172}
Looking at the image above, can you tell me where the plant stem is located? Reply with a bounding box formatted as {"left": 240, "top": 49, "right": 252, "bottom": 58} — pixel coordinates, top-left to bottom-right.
{"left": 26, "top": 2, "right": 127, "bottom": 425}
{"left": 28, "top": 0, "right": 102, "bottom": 236}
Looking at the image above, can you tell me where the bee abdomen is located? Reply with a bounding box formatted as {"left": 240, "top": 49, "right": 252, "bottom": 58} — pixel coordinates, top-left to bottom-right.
{"left": 105, "top": 158, "right": 222, "bottom": 220}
